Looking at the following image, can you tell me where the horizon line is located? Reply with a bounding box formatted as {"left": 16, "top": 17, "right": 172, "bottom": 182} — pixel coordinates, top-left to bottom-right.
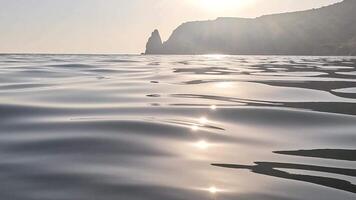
{"left": 1, "top": 53, "right": 355, "bottom": 57}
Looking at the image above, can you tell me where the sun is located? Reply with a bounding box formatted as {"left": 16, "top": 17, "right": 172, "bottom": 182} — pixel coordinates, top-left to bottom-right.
{"left": 197, "top": 0, "right": 248, "bottom": 12}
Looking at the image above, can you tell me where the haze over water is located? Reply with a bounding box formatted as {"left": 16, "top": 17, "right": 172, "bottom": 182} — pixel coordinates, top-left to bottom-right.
{"left": 0, "top": 54, "right": 356, "bottom": 200}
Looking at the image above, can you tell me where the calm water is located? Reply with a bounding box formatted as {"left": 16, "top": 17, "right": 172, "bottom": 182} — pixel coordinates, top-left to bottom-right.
{"left": 0, "top": 54, "right": 356, "bottom": 200}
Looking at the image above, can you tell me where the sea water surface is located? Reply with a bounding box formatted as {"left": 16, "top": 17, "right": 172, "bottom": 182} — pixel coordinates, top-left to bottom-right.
{"left": 0, "top": 54, "right": 356, "bottom": 200}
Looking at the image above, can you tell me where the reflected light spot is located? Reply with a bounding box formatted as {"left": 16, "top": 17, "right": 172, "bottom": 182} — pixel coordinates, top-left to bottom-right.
{"left": 203, "top": 54, "right": 228, "bottom": 59}
{"left": 199, "top": 117, "right": 208, "bottom": 124}
{"left": 210, "top": 105, "right": 217, "bottom": 110}
{"left": 215, "top": 82, "right": 233, "bottom": 88}
{"left": 191, "top": 125, "right": 199, "bottom": 131}
{"left": 208, "top": 186, "right": 218, "bottom": 194}
{"left": 195, "top": 140, "right": 209, "bottom": 150}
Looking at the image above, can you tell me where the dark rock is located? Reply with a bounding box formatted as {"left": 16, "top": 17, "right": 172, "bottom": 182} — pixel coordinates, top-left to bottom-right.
{"left": 145, "top": 0, "right": 356, "bottom": 56}
{"left": 145, "top": 29, "right": 163, "bottom": 54}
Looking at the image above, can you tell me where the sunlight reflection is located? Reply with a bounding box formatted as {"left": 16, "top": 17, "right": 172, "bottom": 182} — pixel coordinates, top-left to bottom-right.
{"left": 209, "top": 186, "right": 218, "bottom": 194}
{"left": 191, "top": 125, "right": 199, "bottom": 131}
{"left": 210, "top": 105, "right": 217, "bottom": 110}
{"left": 202, "top": 54, "right": 228, "bottom": 60}
{"left": 194, "top": 140, "right": 210, "bottom": 150}
{"left": 199, "top": 116, "right": 208, "bottom": 124}
{"left": 206, "top": 186, "right": 224, "bottom": 195}
{"left": 215, "top": 82, "right": 233, "bottom": 89}
{"left": 198, "top": 186, "right": 225, "bottom": 195}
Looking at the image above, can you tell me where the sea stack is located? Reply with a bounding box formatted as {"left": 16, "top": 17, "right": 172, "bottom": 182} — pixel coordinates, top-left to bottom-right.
{"left": 144, "top": 0, "right": 356, "bottom": 55}
{"left": 145, "top": 29, "right": 163, "bottom": 54}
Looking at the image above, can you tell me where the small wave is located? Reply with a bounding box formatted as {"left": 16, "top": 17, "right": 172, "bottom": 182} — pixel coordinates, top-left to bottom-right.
{"left": 1, "top": 55, "right": 356, "bottom": 200}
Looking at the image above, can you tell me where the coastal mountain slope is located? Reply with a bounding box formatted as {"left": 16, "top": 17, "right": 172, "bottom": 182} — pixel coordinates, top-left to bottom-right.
{"left": 145, "top": 0, "right": 356, "bottom": 55}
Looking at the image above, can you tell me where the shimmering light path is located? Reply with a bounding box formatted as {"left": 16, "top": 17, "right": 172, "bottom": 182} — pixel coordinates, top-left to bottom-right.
{"left": 0, "top": 54, "right": 356, "bottom": 200}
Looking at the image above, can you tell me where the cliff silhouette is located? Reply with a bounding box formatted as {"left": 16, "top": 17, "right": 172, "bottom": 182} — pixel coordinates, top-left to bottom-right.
{"left": 145, "top": 0, "right": 356, "bottom": 55}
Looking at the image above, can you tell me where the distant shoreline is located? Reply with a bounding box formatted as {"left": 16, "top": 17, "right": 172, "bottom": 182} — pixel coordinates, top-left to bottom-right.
{"left": 145, "top": 0, "right": 356, "bottom": 56}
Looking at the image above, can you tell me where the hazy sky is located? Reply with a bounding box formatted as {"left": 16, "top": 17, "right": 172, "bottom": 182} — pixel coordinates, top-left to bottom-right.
{"left": 0, "top": 0, "right": 342, "bottom": 54}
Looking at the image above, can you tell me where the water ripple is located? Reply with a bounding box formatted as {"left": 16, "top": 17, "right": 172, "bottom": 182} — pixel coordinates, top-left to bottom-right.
{"left": 0, "top": 55, "right": 356, "bottom": 200}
